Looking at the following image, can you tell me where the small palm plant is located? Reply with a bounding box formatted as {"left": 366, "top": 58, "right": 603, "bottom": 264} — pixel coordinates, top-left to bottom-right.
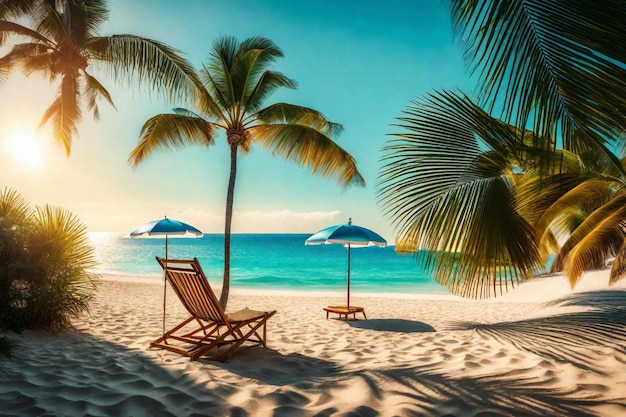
{"left": 0, "top": 188, "right": 98, "bottom": 332}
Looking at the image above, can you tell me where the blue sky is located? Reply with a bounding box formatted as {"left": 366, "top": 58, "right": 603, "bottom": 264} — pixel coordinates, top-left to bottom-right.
{"left": 0, "top": 0, "right": 472, "bottom": 240}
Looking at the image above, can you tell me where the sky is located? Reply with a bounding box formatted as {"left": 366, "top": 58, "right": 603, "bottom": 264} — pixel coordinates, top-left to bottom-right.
{"left": 0, "top": 0, "right": 473, "bottom": 241}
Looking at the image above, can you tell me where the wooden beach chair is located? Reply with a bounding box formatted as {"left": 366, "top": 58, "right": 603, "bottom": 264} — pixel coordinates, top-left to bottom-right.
{"left": 150, "top": 257, "right": 276, "bottom": 362}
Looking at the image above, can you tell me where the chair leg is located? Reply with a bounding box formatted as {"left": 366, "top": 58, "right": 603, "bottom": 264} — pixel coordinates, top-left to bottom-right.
{"left": 212, "top": 320, "right": 269, "bottom": 362}
{"left": 150, "top": 317, "right": 195, "bottom": 347}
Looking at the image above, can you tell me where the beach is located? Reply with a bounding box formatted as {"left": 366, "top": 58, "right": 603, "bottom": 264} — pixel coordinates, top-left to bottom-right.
{"left": 1, "top": 269, "right": 625, "bottom": 417}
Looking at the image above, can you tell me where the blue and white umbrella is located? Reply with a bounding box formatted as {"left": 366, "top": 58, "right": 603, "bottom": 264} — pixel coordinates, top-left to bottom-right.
{"left": 129, "top": 216, "right": 203, "bottom": 260}
{"left": 129, "top": 216, "right": 202, "bottom": 336}
{"left": 306, "top": 218, "right": 386, "bottom": 309}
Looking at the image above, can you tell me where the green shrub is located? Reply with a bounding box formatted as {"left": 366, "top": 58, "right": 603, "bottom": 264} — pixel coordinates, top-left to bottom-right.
{"left": 0, "top": 188, "right": 98, "bottom": 331}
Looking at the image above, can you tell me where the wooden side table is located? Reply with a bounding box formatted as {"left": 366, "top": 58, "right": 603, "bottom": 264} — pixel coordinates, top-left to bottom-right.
{"left": 323, "top": 305, "right": 367, "bottom": 321}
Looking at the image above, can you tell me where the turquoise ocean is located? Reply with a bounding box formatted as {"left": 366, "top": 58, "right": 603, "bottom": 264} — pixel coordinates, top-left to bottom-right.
{"left": 88, "top": 233, "right": 446, "bottom": 295}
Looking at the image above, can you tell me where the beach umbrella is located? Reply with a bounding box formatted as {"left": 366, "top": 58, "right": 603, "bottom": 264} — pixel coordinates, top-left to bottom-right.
{"left": 129, "top": 216, "right": 203, "bottom": 336}
{"left": 305, "top": 218, "right": 386, "bottom": 312}
{"left": 129, "top": 216, "right": 203, "bottom": 257}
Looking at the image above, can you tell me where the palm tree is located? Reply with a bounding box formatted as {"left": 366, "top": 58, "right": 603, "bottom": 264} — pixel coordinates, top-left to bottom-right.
{"left": 377, "top": 1, "right": 626, "bottom": 297}
{"left": 129, "top": 36, "right": 365, "bottom": 309}
{"left": 0, "top": 0, "right": 200, "bottom": 154}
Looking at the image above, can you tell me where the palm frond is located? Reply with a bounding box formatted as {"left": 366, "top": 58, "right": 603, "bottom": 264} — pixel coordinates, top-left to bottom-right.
{"left": 0, "top": 0, "right": 38, "bottom": 20}
{"left": 379, "top": 91, "right": 512, "bottom": 236}
{"left": 205, "top": 36, "right": 239, "bottom": 112}
{"left": 0, "top": 187, "right": 32, "bottom": 224}
{"left": 450, "top": 0, "right": 626, "bottom": 164}
{"left": 82, "top": 70, "right": 115, "bottom": 120}
{"left": 39, "top": 72, "right": 81, "bottom": 155}
{"left": 0, "top": 20, "right": 54, "bottom": 45}
{"left": 249, "top": 123, "right": 365, "bottom": 188}
{"left": 86, "top": 34, "right": 200, "bottom": 103}
{"left": 198, "top": 64, "right": 229, "bottom": 119}
{"left": 378, "top": 90, "right": 542, "bottom": 298}
{"left": 29, "top": 204, "right": 98, "bottom": 328}
{"left": 32, "top": 204, "right": 98, "bottom": 271}
{"left": 173, "top": 107, "right": 205, "bottom": 119}
{"left": 553, "top": 193, "right": 626, "bottom": 274}
{"left": 33, "top": 0, "right": 65, "bottom": 43}
{"left": 65, "top": 0, "right": 108, "bottom": 41}
{"left": 2, "top": 42, "right": 55, "bottom": 79}
{"left": 609, "top": 241, "right": 626, "bottom": 285}
{"left": 233, "top": 37, "right": 290, "bottom": 112}
{"left": 535, "top": 178, "right": 613, "bottom": 238}
{"left": 514, "top": 170, "right": 585, "bottom": 229}
{"left": 239, "top": 36, "right": 283, "bottom": 59}
{"left": 0, "top": 0, "right": 40, "bottom": 44}
{"left": 560, "top": 203, "right": 626, "bottom": 287}
{"left": 252, "top": 103, "right": 343, "bottom": 137}
{"left": 0, "top": 188, "right": 34, "bottom": 292}
{"left": 244, "top": 70, "right": 296, "bottom": 114}
{"left": 0, "top": 54, "right": 12, "bottom": 85}
{"left": 129, "top": 113, "right": 216, "bottom": 167}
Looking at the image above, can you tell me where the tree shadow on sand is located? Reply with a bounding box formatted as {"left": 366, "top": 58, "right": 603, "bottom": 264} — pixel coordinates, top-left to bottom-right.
{"left": 348, "top": 318, "right": 436, "bottom": 333}
{"left": 446, "top": 290, "right": 626, "bottom": 375}
{"left": 0, "top": 330, "right": 253, "bottom": 417}
{"left": 214, "top": 347, "right": 341, "bottom": 387}
{"left": 3, "top": 290, "right": 624, "bottom": 417}
{"left": 366, "top": 361, "right": 625, "bottom": 417}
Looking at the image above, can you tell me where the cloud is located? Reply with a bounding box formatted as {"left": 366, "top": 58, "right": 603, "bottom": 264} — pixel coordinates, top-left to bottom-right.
{"left": 138, "top": 208, "right": 344, "bottom": 233}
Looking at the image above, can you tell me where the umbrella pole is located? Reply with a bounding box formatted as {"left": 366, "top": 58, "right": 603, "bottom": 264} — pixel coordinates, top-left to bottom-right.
{"left": 163, "top": 235, "right": 168, "bottom": 339}
{"left": 347, "top": 243, "right": 351, "bottom": 309}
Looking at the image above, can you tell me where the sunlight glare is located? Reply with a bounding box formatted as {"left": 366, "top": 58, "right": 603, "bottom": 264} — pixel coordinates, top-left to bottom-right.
{"left": 9, "top": 132, "right": 44, "bottom": 168}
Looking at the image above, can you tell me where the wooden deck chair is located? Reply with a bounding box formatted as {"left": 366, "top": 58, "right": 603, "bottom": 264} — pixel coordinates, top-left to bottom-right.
{"left": 150, "top": 257, "right": 276, "bottom": 362}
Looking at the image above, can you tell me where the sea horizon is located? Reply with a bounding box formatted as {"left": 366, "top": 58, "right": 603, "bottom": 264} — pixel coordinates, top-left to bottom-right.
{"left": 88, "top": 232, "right": 447, "bottom": 295}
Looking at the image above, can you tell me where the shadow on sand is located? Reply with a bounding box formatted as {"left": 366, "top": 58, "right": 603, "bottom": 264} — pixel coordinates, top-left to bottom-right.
{"left": 2, "top": 289, "right": 624, "bottom": 417}
{"left": 216, "top": 348, "right": 341, "bottom": 387}
{"left": 348, "top": 318, "right": 436, "bottom": 333}
{"left": 446, "top": 289, "right": 626, "bottom": 375}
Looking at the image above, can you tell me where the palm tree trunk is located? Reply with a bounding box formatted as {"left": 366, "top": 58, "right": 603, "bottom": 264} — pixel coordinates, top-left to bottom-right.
{"left": 219, "top": 143, "right": 238, "bottom": 310}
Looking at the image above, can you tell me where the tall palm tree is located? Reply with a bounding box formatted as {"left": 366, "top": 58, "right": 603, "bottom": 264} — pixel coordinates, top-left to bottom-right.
{"left": 129, "top": 36, "right": 365, "bottom": 309}
{"left": 377, "top": 1, "right": 626, "bottom": 297}
{"left": 0, "top": 0, "right": 200, "bottom": 154}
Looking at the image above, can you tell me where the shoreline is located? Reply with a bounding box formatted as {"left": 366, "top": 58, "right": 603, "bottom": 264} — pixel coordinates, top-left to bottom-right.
{"left": 96, "top": 272, "right": 456, "bottom": 300}
{"left": 1, "top": 268, "right": 625, "bottom": 416}
{"left": 97, "top": 268, "right": 622, "bottom": 302}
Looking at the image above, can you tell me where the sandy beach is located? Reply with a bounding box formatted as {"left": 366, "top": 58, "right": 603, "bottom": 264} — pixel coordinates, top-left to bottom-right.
{"left": 1, "top": 269, "right": 625, "bottom": 417}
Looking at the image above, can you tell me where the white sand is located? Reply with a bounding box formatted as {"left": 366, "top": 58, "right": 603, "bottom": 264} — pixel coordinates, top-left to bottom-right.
{"left": 1, "top": 269, "right": 625, "bottom": 417}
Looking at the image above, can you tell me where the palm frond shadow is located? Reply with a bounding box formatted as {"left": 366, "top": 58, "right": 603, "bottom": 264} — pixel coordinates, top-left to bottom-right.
{"left": 446, "top": 290, "right": 626, "bottom": 374}
{"left": 371, "top": 364, "right": 623, "bottom": 417}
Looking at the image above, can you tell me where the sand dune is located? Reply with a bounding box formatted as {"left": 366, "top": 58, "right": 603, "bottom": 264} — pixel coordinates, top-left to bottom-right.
{"left": 1, "top": 269, "right": 625, "bottom": 416}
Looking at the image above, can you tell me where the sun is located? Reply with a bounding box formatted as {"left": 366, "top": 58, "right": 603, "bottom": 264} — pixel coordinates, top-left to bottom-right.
{"left": 8, "top": 132, "right": 44, "bottom": 168}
